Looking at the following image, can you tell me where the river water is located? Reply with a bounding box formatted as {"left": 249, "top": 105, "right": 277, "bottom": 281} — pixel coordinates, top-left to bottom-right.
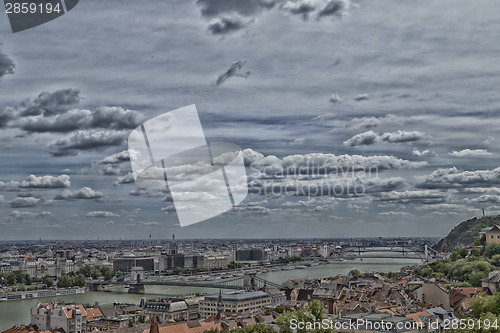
{"left": 0, "top": 256, "right": 421, "bottom": 331}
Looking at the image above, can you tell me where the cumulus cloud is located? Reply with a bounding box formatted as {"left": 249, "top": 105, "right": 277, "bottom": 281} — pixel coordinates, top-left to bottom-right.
{"left": 21, "top": 89, "right": 81, "bottom": 117}
{"left": 47, "top": 130, "right": 127, "bottom": 156}
{"left": 416, "top": 167, "right": 500, "bottom": 189}
{"left": 374, "top": 190, "right": 447, "bottom": 205}
{"left": 412, "top": 147, "right": 432, "bottom": 157}
{"left": 94, "top": 150, "right": 130, "bottom": 175}
{"left": 85, "top": 211, "right": 120, "bottom": 218}
{"left": 114, "top": 172, "right": 135, "bottom": 185}
{"left": 17, "top": 107, "right": 144, "bottom": 133}
{"left": 354, "top": 93, "right": 369, "bottom": 101}
{"left": 20, "top": 175, "right": 70, "bottom": 188}
{"left": 344, "top": 130, "right": 428, "bottom": 146}
{"left": 55, "top": 187, "right": 104, "bottom": 200}
{"left": 243, "top": 148, "right": 427, "bottom": 174}
{"left": 9, "top": 211, "right": 52, "bottom": 221}
{"left": 329, "top": 94, "right": 342, "bottom": 103}
{"left": 9, "top": 196, "right": 47, "bottom": 208}
{"left": 215, "top": 59, "right": 250, "bottom": 86}
{"left": 449, "top": 149, "right": 492, "bottom": 157}
{"left": 0, "top": 49, "right": 15, "bottom": 77}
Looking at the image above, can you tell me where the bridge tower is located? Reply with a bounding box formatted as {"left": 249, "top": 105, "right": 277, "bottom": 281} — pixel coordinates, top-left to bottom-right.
{"left": 323, "top": 244, "right": 328, "bottom": 259}
{"left": 424, "top": 245, "right": 429, "bottom": 261}
{"left": 130, "top": 267, "right": 144, "bottom": 283}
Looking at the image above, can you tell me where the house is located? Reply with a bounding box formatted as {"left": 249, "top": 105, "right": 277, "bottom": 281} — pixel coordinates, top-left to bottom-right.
{"left": 31, "top": 303, "right": 87, "bottom": 333}
{"left": 485, "top": 225, "right": 500, "bottom": 244}
{"left": 481, "top": 270, "right": 500, "bottom": 294}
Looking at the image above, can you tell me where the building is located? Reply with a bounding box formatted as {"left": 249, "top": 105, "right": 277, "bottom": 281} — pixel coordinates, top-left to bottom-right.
{"left": 199, "top": 291, "right": 271, "bottom": 317}
{"left": 163, "top": 254, "right": 204, "bottom": 271}
{"left": 203, "top": 256, "right": 229, "bottom": 270}
{"left": 481, "top": 270, "right": 500, "bottom": 294}
{"left": 30, "top": 303, "right": 87, "bottom": 333}
{"left": 235, "top": 249, "right": 266, "bottom": 262}
{"left": 142, "top": 298, "right": 198, "bottom": 322}
{"left": 486, "top": 225, "right": 500, "bottom": 244}
{"left": 112, "top": 257, "right": 156, "bottom": 273}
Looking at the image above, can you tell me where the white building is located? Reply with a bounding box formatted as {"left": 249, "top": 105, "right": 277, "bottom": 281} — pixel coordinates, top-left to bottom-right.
{"left": 31, "top": 303, "right": 87, "bottom": 333}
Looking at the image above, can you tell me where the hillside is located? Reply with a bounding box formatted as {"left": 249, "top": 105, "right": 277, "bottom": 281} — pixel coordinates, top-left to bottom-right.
{"left": 434, "top": 215, "right": 500, "bottom": 251}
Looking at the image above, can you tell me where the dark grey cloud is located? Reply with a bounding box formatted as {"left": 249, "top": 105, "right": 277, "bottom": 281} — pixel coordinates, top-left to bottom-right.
{"left": 47, "top": 130, "right": 127, "bottom": 156}
{"left": 196, "top": 0, "right": 277, "bottom": 18}
{"left": 195, "top": 0, "right": 352, "bottom": 34}
{"left": 17, "top": 106, "right": 144, "bottom": 133}
{"left": 416, "top": 167, "right": 500, "bottom": 189}
{"left": 0, "top": 107, "right": 16, "bottom": 128}
{"left": 215, "top": 59, "right": 250, "bottom": 86}
{"left": 0, "top": 49, "right": 15, "bottom": 77}
{"left": 21, "top": 89, "right": 81, "bottom": 117}
{"left": 344, "top": 130, "right": 428, "bottom": 146}
{"left": 89, "top": 107, "right": 145, "bottom": 130}
{"left": 207, "top": 17, "right": 246, "bottom": 35}
{"left": 54, "top": 187, "right": 104, "bottom": 200}
{"left": 317, "top": 0, "right": 350, "bottom": 18}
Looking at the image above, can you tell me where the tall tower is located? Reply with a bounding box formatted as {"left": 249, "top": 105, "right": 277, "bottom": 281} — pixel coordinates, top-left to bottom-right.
{"left": 323, "top": 244, "right": 328, "bottom": 259}
{"left": 216, "top": 289, "right": 223, "bottom": 319}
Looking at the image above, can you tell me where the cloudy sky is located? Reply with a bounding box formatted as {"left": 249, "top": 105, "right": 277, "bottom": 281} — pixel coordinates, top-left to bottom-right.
{"left": 1, "top": 0, "right": 500, "bottom": 240}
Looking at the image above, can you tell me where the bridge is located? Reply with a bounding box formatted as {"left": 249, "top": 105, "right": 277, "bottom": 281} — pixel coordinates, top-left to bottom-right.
{"left": 337, "top": 244, "right": 439, "bottom": 261}
{"left": 89, "top": 270, "right": 281, "bottom": 294}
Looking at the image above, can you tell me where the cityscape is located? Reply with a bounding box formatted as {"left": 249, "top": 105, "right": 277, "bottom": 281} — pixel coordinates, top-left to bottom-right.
{"left": 2, "top": 0, "right": 500, "bottom": 332}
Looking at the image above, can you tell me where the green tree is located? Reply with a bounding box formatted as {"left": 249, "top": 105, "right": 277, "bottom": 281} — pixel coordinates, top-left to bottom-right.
{"left": 128, "top": 317, "right": 135, "bottom": 327}
{"left": 232, "top": 324, "right": 278, "bottom": 332}
{"left": 42, "top": 275, "right": 54, "bottom": 288}
{"left": 349, "top": 269, "right": 361, "bottom": 277}
{"left": 138, "top": 311, "right": 148, "bottom": 323}
{"left": 277, "top": 300, "right": 334, "bottom": 333}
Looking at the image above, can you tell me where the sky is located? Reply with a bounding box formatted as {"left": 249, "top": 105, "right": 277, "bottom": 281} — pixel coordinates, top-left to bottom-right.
{"left": 1, "top": 0, "right": 500, "bottom": 240}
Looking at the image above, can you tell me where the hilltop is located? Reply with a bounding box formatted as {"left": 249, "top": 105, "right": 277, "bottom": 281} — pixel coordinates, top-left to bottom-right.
{"left": 434, "top": 215, "right": 500, "bottom": 251}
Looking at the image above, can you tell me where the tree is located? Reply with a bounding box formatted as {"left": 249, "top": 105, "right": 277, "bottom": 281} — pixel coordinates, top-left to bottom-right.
{"left": 232, "top": 324, "right": 278, "bottom": 332}
{"left": 349, "top": 269, "right": 361, "bottom": 277}
{"left": 42, "top": 275, "right": 54, "bottom": 288}
{"left": 277, "top": 300, "right": 334, "bottom": 333}
{"left": 138, "top": 311, "right": 148, "bottom": 323}
{"left": 128, "top": 317, "right": 135, "bottom": 327}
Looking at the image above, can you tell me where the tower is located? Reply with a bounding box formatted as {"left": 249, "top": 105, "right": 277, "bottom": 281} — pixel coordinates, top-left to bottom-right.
{"left": 216, "top": 289, "right": 223, "bottom": 320}
{"left": 150, "top": 314, "right": 159, "bottom": 333}
{"left": 323, "top": 244, "right": 328, "bottom": 259}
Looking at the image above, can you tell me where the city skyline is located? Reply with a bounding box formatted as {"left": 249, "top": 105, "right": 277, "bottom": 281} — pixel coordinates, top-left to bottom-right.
{"left": 1, "top": 0, "right": 500, "bottom": 239}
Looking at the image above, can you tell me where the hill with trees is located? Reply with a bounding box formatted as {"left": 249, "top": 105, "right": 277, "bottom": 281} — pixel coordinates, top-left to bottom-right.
{"left": 434, "top": 215, "right": 500, "bottom": 252}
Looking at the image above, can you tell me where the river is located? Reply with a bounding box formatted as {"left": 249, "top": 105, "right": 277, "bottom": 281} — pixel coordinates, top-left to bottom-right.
{"left": 0, "top": 256, "right": 422, "bottom": 331}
